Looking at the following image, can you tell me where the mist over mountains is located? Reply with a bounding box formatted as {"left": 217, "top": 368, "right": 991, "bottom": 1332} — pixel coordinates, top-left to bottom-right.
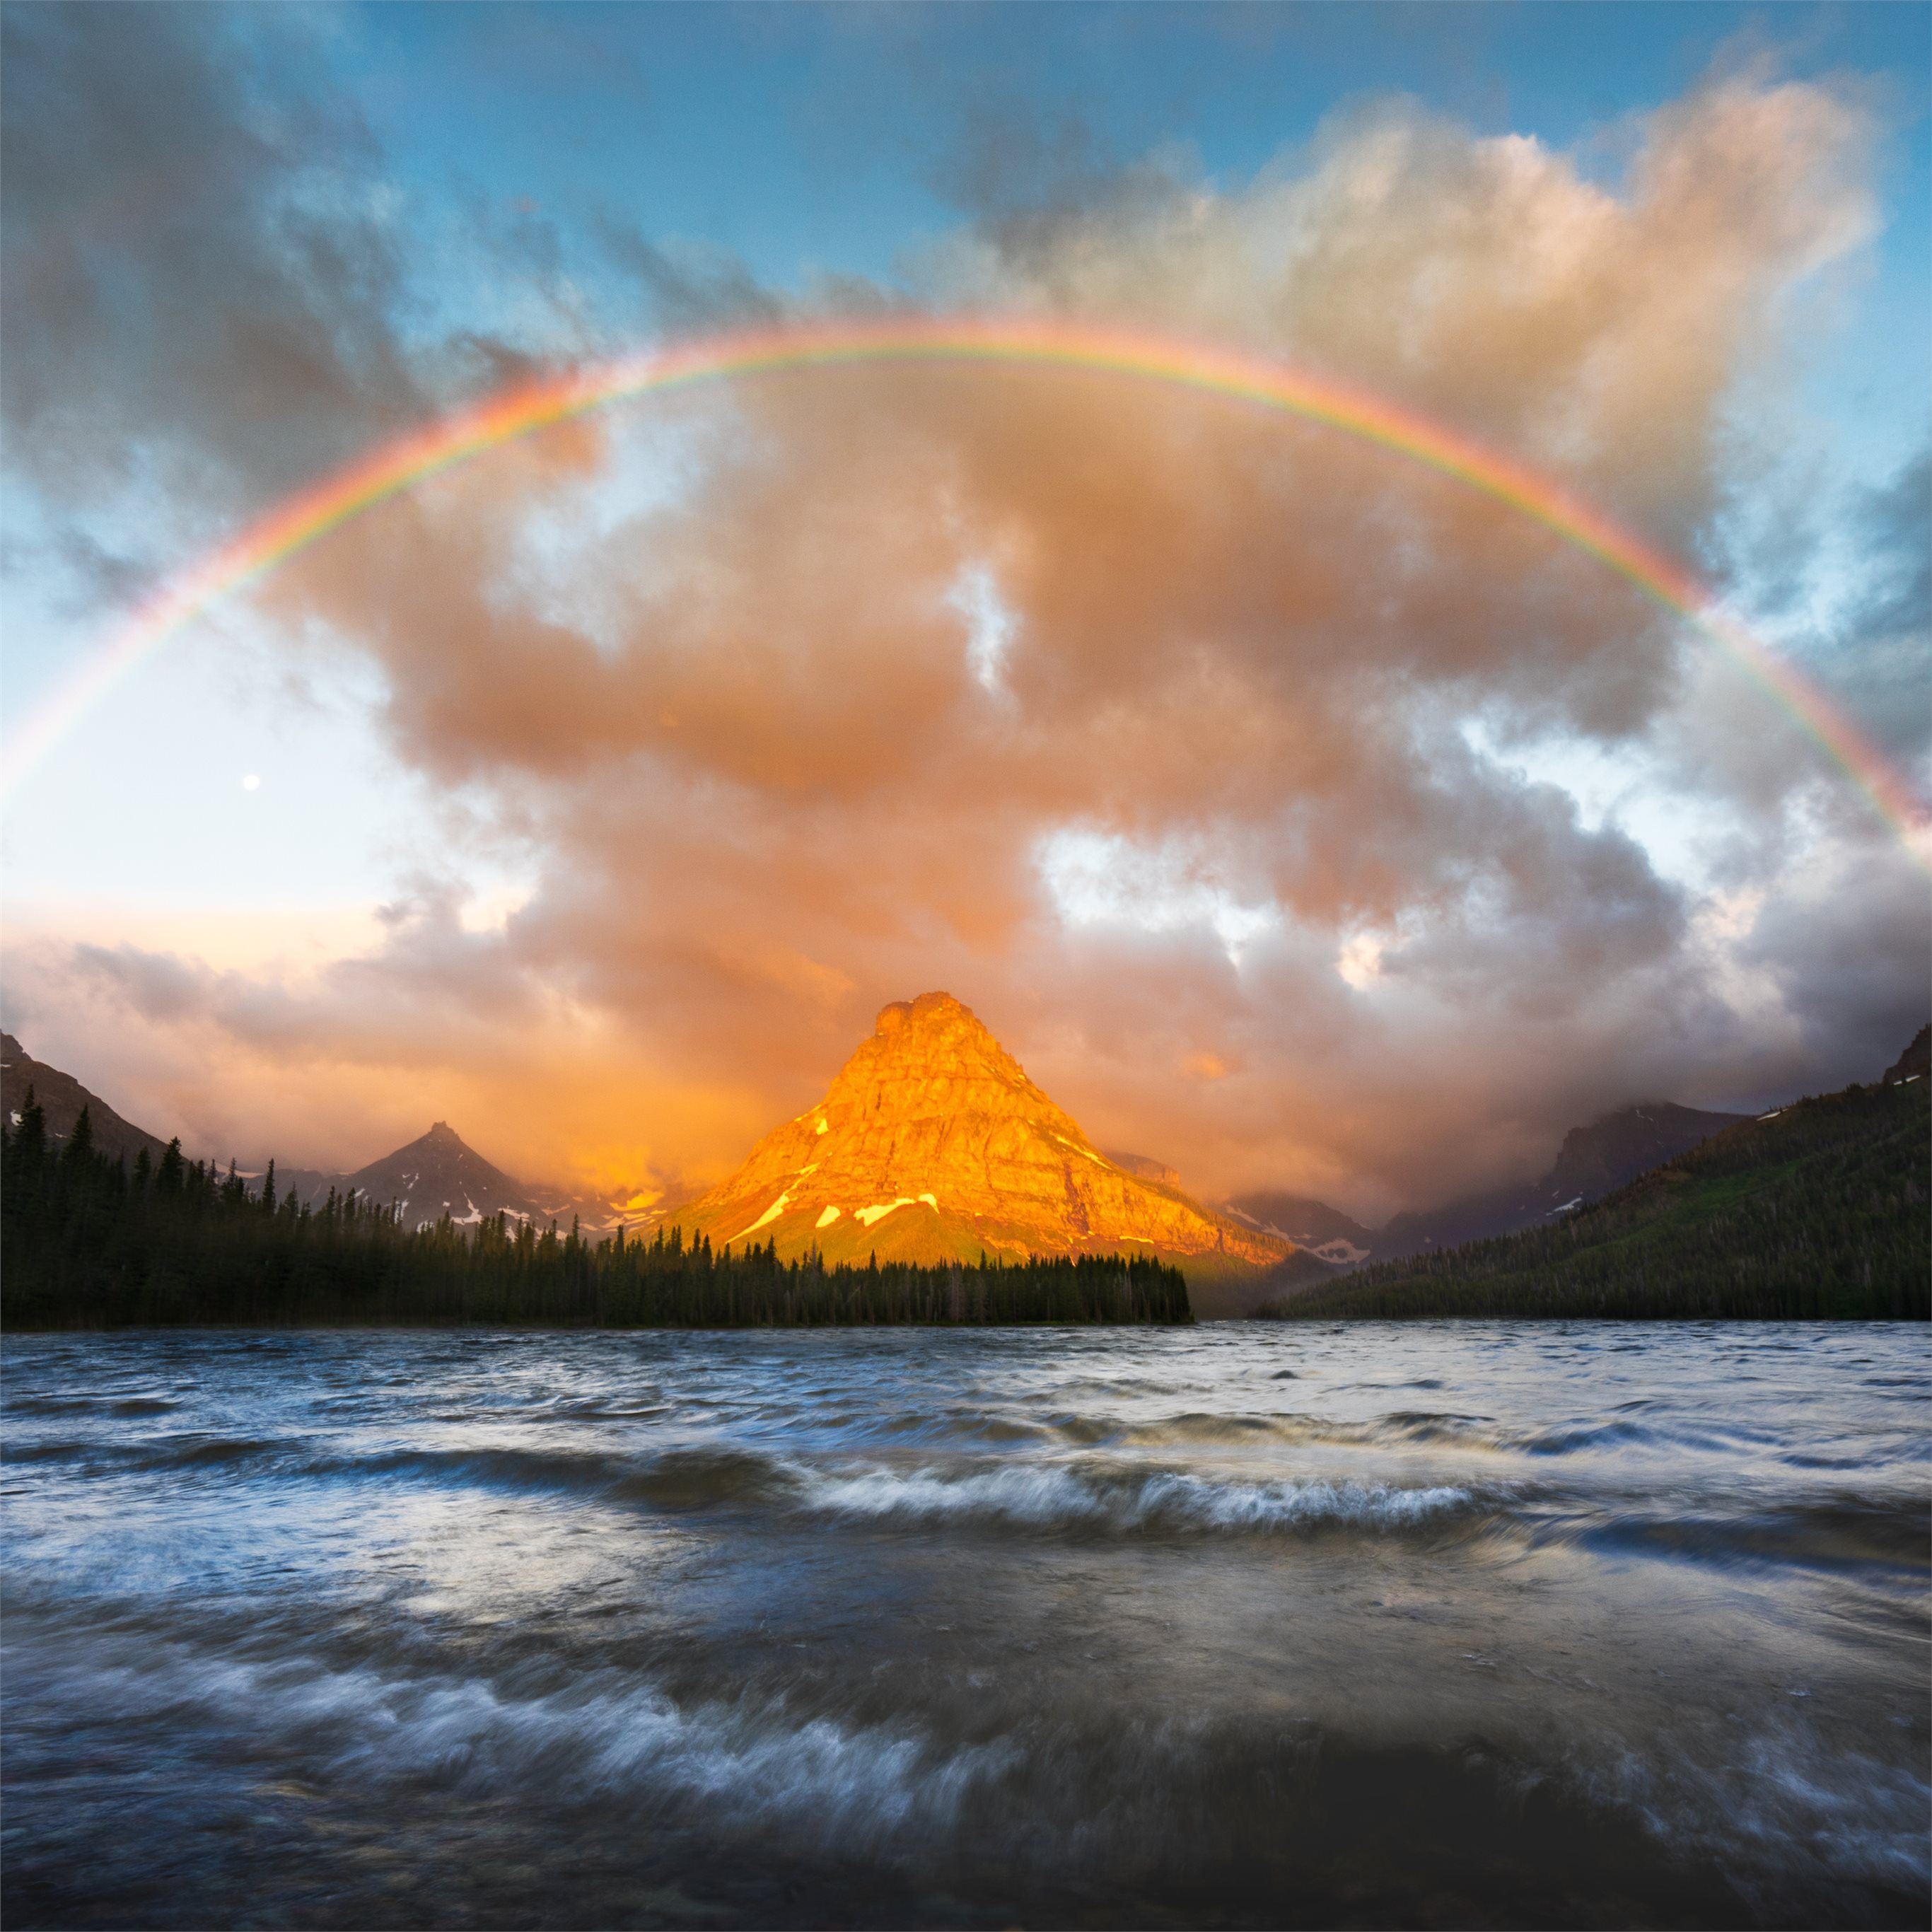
{"left": 1230, "top": 1100, "right": 1751, "bottom": 1268}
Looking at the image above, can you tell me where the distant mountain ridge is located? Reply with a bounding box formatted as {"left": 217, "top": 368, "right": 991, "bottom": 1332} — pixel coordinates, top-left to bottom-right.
{"left": 1228, "top": 1099, "right": 1750, "bottom": 1271}
{"left": 1884, "top": 1025, "right": 1929, "bottom": 1086}
{"left": 1267, "top": 1037, "right": 1931, "bottom": 1321}
{"left": 1223, "top": 1193, "right": 1374, "bottom": 1263}
{"left": 1, "top": 1032, "right": 608, "bottom": 1235}
{"left": 1374, "top": 1100, "right": 1750, "bottom": 1259}
{"left": 282, "top": 1121, "right": 610, "bottom": 1234}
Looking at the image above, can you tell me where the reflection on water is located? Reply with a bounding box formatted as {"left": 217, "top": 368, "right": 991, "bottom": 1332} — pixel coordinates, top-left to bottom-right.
{"left": 3, "top": 1322, "right": 1926, "bottom": 1928}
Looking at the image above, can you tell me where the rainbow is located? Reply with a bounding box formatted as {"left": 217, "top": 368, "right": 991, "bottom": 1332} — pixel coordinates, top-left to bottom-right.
{"left": 6, "top": 315, "right": 1926, "bottom": 864}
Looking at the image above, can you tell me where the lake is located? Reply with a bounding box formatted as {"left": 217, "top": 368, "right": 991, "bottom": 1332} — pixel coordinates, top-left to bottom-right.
{"left": 3, "top": 1322, "right": 1926, "bottom": 1928}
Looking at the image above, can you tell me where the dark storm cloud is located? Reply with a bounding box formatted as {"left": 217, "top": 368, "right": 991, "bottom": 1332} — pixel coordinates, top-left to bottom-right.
{"left": 1832, "top": 450, "right": 1932, "bottom": 769}
{"left": 1740, "top": 836, "right": 1931, "bottom": 1088}
{"left": 0, "top": 6, "right": 426, "bottom": 508}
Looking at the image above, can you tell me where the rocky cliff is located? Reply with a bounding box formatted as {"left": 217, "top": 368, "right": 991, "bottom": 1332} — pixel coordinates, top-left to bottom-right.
{"left": 676, "top": 992, "right": 1289, "bottom": 1292}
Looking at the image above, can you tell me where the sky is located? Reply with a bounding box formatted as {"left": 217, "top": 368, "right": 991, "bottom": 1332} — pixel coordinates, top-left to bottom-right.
{"left": 1, "top": 1, "right": 1927, "bottom": 1221}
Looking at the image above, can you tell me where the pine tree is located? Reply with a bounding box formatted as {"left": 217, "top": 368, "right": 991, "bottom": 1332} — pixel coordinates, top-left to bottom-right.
{"left": 10, "top": 1090, "right": 47, "bottom": 1172}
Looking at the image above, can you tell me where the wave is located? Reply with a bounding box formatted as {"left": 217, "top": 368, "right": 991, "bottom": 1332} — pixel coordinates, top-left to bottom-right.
{"left": 1048, "top": 1407, "right": 1506, "bottom": 1453}
{"left": 4, "top": 1432, "right": 307, "bottom": 1475}
{"left": 4, "top": 1426, "right": 1511, "bottom": 1544}
{"left": 4, "top": 1393, "right": 182, "bottom": 1416}
{"left": 1518, "top": 1416, "right": 1776, "bottom": 1456}
{"left": 1, "top": 1619, "right": 1010, "bottom": 1846}
{"left": 793, "top": 1460, "right": 1491, "bottom": 1536}
{"left": 5, "top": 1611, "right": 1922, "bottom": 1925}
{"left": 1557, "top": 1498, "right": 1932, "bottom": 1579}
{"left": 1032, "top": 1405, "right": 1782, "bottom": 1458}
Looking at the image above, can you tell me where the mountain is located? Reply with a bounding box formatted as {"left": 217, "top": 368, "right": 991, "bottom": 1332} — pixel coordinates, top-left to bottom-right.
{"left": 1374, "top": 1101, "right": 1750, "bottom": 1259}
{"left": 295, "top": 1122, "right": 602, "bottom": 1234}
{"left": 675, "top": 991, "right": 1290, "bottom": 1310}
{"left": 1267, "top": 1042, "right": 1931, "bottom": 1322}
{"left": 0, "top": 1034, "right": 623, "bottom": 1235}
{"left": 1227, "top": 1102, "right": 1746, "bottom": 1273}
{"left": 1224, "top": 1192, "right": 1375, "bottom": 1264}
{"left": 1, "top": 1033, "right": 171, "bottom": 1168}
{"left": 1884, "top": 1025, "right": 1929, "bottom": 1086}
{"left": 1103, "top": 1150, "right": 1181, "bottom": 1185}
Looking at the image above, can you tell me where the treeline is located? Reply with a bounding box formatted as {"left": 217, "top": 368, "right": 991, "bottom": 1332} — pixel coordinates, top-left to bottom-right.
{"left": 1266, "top": 1078, "right": 1928, "bottom": 1322}
{"left": 0, "top": 1098, "right": 1192, "bottom": 1329}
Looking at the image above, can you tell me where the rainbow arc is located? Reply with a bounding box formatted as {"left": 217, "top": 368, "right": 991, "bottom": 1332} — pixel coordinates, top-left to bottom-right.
{"left": 5, "top": 315, "right": 1925, "bottom": 868}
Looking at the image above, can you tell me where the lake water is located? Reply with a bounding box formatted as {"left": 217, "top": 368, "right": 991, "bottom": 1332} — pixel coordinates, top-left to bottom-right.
{"left": 3, "top": 1323, "right": 1927, "bottom": 1929}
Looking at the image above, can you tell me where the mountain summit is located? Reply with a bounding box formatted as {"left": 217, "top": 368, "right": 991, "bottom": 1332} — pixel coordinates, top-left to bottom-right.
{"left": 677, "top": 991, "right": 1287, "bottom": 1292}
{"left": 289, "top": 1122, "right": 604, "bottom": 1233}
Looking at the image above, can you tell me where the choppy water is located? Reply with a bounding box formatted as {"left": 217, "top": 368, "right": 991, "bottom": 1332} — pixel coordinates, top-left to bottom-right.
{"left": 3, "top": 1323, "right": 1927, "bottom": 1930}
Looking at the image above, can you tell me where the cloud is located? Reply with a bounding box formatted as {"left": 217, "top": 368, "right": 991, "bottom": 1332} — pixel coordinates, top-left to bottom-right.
{"left": 4, "top": 45, "right": 1923, "bottom": 1215}
{"left": 1830, "top": 450, "right": 1932, "bottom": 771}
{"left": 592, "top": 214, "right": 787, "bottom": 335}
{"left": 0, "top": 6, "right": 424, "bottom": 511}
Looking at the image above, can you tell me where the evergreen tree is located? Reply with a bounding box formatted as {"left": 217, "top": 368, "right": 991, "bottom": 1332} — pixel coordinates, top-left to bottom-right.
{"left": 59, "top": 1103, "right": 95, "bottom": 1174}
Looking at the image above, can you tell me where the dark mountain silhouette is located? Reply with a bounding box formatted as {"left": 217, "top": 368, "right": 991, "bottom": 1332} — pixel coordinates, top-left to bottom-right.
{"left": 1883, "top": 1025, "right": 1928, "bottom": 1086}
{"left": 1, "top": 1033, "right": 170, "bottom": 1168}
{"left": 1237, "top": 1100, "right": 1750, "bottom": 1274}
{"left": 287, "top": 1121, "right": 608, "bottom": 1234}
{"left": 0, "top": 1035, "right": 615, "bottom": 1235}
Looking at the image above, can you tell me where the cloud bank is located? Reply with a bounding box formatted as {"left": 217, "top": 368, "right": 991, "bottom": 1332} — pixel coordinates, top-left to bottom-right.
{"left": 4, "top": 14, "right": 1924, "bottom": 1215}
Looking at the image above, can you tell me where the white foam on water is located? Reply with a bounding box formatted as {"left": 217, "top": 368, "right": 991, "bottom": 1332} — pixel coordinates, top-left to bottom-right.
{"left": 16, "top": 1629, "right": 1012, "bottom": 1844}
{"left": 793, "top": 1460, "right": 1480, "bottom": 1534}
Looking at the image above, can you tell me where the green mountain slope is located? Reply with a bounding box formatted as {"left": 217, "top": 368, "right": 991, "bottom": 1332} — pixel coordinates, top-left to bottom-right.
{"left": 1264, "top": 1073, "right": 1928, "bottom": 1322}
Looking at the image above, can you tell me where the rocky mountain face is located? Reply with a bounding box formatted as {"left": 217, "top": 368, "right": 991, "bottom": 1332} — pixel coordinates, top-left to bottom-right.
{"left": 677, "top": 991, "right": 1289, "bottom": 1302}
{"left": 1103, "top": 1150, "right": 1181, "bottom": 1185}
{"left": 1, "top": 1033, "right": 171, "bottom": 1168}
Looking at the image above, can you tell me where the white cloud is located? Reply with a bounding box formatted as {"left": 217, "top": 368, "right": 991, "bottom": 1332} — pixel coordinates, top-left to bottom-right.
{"left": 1037, "top": 826, "right": 1280, "bottom": 966}
{"left": 945, "top": 561, "right": 1020, "bottom": 696}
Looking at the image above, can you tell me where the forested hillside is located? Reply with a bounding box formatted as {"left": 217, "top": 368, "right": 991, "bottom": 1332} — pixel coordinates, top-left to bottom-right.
{"left": 1266, "top": 1074, "right": 1928, "bottom": 1322}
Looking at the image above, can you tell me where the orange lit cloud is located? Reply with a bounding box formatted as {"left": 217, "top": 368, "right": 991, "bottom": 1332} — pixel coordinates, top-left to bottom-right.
{"left": 6, "top": 67, "right": 1924, "bottom": 1219}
